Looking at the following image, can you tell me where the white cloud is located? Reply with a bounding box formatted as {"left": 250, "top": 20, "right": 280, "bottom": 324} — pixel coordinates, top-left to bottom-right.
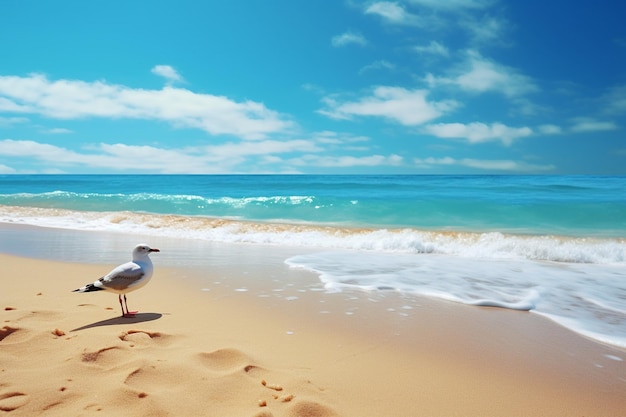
{"left": 309, "top": 131, "right": 371, "bottom": 145}
{"left": 0, "top": 138, "right": 326, "bottom": 174}
{"left": 0, "top": 163, "right": 16, "bottom": 173}
{"left": 319, "top": 86, "right": 459, "bottom": 125}
{"left": 96, "top": 143, "right": 214, "bottom": 172}
{"left": 414, "top": 156, "right": 554, "bottom": 172}
{"left": 425, "top": 122, "right": 533, "bottom": 145}
{"left": 603, "top": 85, "right": 626, "bottom": 114}
{"left": 290, "top": 153, "right": 403, "bottom": 168}
{"left": 462, "top": 15, "right": 507, "bottom": 44}
{"left": 365, "top": 0, "right": 508, "bottom": 44}
{"left": 414, "top": 41, "right": 449, "bottom": 56}
{"left": 454, "top": 53, "right": 537, "bottom": 96}
{"left": 0, "top": 73, "right": 292, "bottom": 140}
{"left": 44, "top": 127, "right": 73, "bottom": 134}
{"left": 406, "top": 0, "right": 492, "bottom": 10}
{"left": 359, "top": 60, "right": 396, "bottom": 74}
{"left": 365, "top": 1, "right": 507, "bottom": 47}
{"left": 0, "top": 137, "right": 406, "bottom": 173}
{"left": 0, "top": 97, "right": 30, "bottom": 112}
{"left": 538, "top": 124, "right": 562, "bottom": 135}
{"left": 331, "top": 31, "right": 367, "bottom": 47}
{"left": 199, "top": 139, "right": 322, "bottom": 158}
{"left": 365, "top": 2, "right": 420, "bottom": 25}
{"left": 151, "top": 65, "right": 184, "bottom": 83}
{"left": 0, "top": 139, "right": 82, "bottom": 163}
{"left": 570, "top": 118, "right": 618, "bottom": 133}
{"left": 0, "top": 116, "right": 29, "bottom": 126}
{"left": 426, "top": 51, "right": 538, "bottom": 97}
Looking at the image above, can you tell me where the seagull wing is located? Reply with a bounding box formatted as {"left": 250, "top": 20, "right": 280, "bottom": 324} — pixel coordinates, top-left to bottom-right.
{"left": 98, "top": 261, "right": 146, "bottom": 292}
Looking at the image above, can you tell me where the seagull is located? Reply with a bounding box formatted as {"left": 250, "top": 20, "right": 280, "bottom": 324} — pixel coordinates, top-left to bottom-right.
{"left": 73, "top": 244, "right": 160, "bottom": 317}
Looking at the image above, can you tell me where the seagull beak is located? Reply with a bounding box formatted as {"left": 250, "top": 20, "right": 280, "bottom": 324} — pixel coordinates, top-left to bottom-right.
{"left": 149, "top": 248, "right": 160, "bottom": 253}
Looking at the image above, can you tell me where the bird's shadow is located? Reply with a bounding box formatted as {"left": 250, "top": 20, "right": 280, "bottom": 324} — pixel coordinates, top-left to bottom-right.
{"left": 71, "top": 312, "right": 162, "bottom": 332}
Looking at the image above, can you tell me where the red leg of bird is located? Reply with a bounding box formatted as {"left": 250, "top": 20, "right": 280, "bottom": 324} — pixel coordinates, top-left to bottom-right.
{"left": 123, "top": 294, "right": 138, "bottom": 317}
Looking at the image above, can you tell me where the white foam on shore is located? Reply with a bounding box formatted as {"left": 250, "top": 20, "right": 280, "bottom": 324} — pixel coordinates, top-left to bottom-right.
{"left": 285, "top": 251, "right": 626, "bottom": 349}
{"left": 0, "top": 205, "right": 624, "bottom": 264}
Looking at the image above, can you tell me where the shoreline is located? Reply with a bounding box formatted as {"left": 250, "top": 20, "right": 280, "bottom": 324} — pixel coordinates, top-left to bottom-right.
{"left": 3, "top": 203, "right": 626, "bottom": 242}
{"left": 2, "top": 248, "right": 626, "bottom": 416}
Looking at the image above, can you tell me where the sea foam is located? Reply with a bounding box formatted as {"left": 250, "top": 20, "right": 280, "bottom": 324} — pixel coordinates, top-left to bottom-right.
{"left": 285, "top": 250, "right": 626, "bottom": 348}
{"left": 0, "top": 205, "right": 624, "bottom": 264}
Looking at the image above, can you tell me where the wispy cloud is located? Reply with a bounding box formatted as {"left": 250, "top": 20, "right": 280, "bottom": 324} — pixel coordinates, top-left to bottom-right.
{"left": 309, "top": 130, "right": 371, "bottom": 145}
{"left": 359, "top": 60, "right": 396, "bottom": 74}
{"left": 197, "top": 139, "right": 322, "bottom": 158}
{"left": 538, "top": 124, "right": 562, "bottom": 135}
{"left": 288, "top": 153, "right": 404, "bottom": 168}
{"left": 0, "top": 138, "right": 325, "bottom": 174}
{"left": 0, "top": 73, "right": 292, "bottom": 140}
{"left": 0, "top": 139, "right": 83, "bottom": 164}
{"left": 319, "top": 86, "right": 459, "bottom": 125}
{"left": 365, "top": 0, "right": 507, "bottom": 46}
{"left": 406, "top": 0, "right": 493, "bottom": 10}
{"left": 44, "top": 127, "right": 73, "bottom": 134}
{"left": 425, "top": 51, "right": 538, "bottom": 97}
{"left": 0, "top": 127, "right": 397, "bottom": 173}
{"left": 331, "top": 31, "right": 367, "bottom": 47}
{"left": 424, "top": 122, "right": 533, "bottom": 146}
{"left": 569, "top": 118, "right": 618, "bottom": 133}
{"left": 602, "top": 84, "right": 626, "bottom": 114}
{"left": 365, "top": 1, "right": 421, "bottom": 25}
{"left": 151, "top": 65, "right": 184, "bottom": 84}
{"left": 414, "top": 41, "right": 449, "bottom": 56}
{"left": 414, "top": 156, "right": 554, "bottom": 172}
{"left": 461, "top": 15, "right": 508, "bottom": 44}
{"left": 0, "top": 164, "right": 16, "bottom": 174}
{"left": 0, "top": 116, "right": 29, "bottom": 127}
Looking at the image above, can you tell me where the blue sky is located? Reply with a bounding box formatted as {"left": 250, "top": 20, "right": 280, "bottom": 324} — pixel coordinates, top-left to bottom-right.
{"left": 0, "top": 0, "right": 625, "bottom": 174}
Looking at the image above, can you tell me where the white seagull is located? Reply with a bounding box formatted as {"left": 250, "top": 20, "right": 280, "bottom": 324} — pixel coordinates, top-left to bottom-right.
{"left": 73, "top": 244, "right": 160, "bottom": 317}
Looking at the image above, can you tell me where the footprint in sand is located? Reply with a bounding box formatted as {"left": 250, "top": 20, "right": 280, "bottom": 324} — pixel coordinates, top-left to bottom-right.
{"left": 84, "top": 403, "right": 104, "bottom": 412}
{"left": 255, "top": 397, "right": 338, "bottom": 417}
{"left": 0, "top": 391, "right": 29, "bottom": 412}
{"left": 118, "top": 330, "right": 170, "bottom": 347}
{"left": 196, "top": 348, "right": 257, "bottom": 374}
{"left": 81, "top": 346, "right": 119, "bottom": 363}
{"left": 252, "top": 411, "right": 274, "bottom": 417}
{"left": 196, "top": 348, "right": 340, "bottom": 417}
{"left": 80, "top": 346, "right": 128, "bottom": 369}
{"left": 287, "top": 401, "right": 339, "bottom": 417}
{"left": 0, "top": 326, "right": 19, "bottom": 342}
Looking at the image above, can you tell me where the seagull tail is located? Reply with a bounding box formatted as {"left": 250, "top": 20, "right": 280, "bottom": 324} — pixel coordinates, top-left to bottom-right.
{"left": 72, "top": 283, "right": 104, "bottom": 293}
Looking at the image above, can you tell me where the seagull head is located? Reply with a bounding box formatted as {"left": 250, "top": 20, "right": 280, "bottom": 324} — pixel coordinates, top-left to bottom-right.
{"left": 133, "top": 244, "right": 160, "bottom": 259}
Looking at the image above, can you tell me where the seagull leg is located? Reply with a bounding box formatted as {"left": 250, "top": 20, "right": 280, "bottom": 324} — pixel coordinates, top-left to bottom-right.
{"left": 118, "top": 294, "right": 126, "bottom": 317}
{"left": 122, "top": 294, "right": 138, "bottom": 318}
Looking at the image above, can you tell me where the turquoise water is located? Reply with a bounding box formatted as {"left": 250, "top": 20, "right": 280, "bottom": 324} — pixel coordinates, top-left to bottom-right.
{"left": 1, "top": 174, "right": 625, "bottom": 347}
{"left": 1, "top": 175, "right": 624, "bottom": 237}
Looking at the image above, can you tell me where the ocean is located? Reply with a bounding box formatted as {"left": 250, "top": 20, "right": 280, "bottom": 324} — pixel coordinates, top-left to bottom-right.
{"left": 1, "top": 174, "right": 625, "bottom": 347}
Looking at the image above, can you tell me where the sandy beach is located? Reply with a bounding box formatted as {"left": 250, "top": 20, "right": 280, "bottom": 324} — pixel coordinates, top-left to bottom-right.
{"left": 2, "top": 246, "right": 626, "bottom": 417}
